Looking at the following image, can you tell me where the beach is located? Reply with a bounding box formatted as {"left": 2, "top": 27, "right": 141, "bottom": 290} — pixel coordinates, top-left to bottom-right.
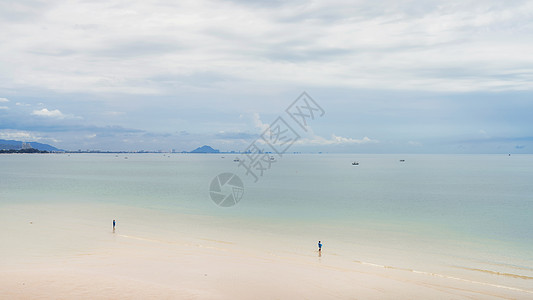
{"left": 1, "top": 154, "right": 532, "bottom": 299}
{"left": 1, "top": 202, "right": 532, "bottom": 299}
{"left": 3, "top": 0, "right": 533, "bottom": 297}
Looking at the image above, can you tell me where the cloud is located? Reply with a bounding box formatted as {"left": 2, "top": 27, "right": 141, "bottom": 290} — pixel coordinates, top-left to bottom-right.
{"left": 0, "top": 129, "right": 61, "bottom": 144}
{"left": 1, "top": 0, "right": 533, "bottom": 94}
{"left": 459, "top": 136, "right": 533, "bottom": 144}
{"left": 0, "top": 1, "right": 531, "bottom": 153}
{"left": 0, "top": 130, "right": 40, "bottom": 141}
{"left": 215, "top": 131, "right": 258, "bottom": 140}
{"left": 295, "top": 134, "right": 378, "bottom": 146}
{"left": 0, "top": 106, "right": 8, "bottom": 110}
{"left": 103, "top": 111, "right": 125, "bottom": 116}
{"left": 252, "top": 113, "right": 269, "bottom": 131}
{"left": 31, "top": 108, "right": 65, "bottom": 118}
{"left": 479, "top": 129, "right": 490, "bottom": 138}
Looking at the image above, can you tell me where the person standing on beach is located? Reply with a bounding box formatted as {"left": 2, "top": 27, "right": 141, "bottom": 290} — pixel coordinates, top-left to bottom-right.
{"left": 113, "top": 219, "right": 116, "bottom": 230}
{"left": 318, "top": 241, "right": 322, "bottom": 252}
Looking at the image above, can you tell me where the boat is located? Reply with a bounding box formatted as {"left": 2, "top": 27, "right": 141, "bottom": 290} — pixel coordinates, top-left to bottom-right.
{"left": 233, "top": 158, "right": 240, "bottom": 162}
{"left": 399, "top": 159, "right": 405, "bottom": 162}
{"left": 352, "top": 161, "right": 359, "bottom": 166}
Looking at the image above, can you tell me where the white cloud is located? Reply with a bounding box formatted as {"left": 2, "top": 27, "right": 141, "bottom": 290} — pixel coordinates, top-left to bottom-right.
{"left": 0, "top": 106, "right": 8, "bottom": 110}
{"left": 32, "top": 108, "right": 65, "bottom": 118}
{"left": 103, "top": 111, "right": 125, "bottom": 116}
{"left": 479, "top": 129, "right": 490, "bottom": 138}
{"left": 294, "top": 134, "right": 378, "bottom": 146}
{"left": 252, "top": 113, "right": 269, "bottom": 132}
{"left": 1, "top": 0, "right": 532, "bottom": 94}
{"left": 0, "top": 130, "right": 40, "bottom": 141}
{"left": 0, "top": 130, "right": 61, "bottom": 144}
{"left": 0, "top": 1, "right": 531, "bottom": 153}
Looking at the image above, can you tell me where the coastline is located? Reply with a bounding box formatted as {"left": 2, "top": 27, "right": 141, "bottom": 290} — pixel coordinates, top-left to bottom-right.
{"left": 1, "top": 202, "right": 532, "bottom": 299}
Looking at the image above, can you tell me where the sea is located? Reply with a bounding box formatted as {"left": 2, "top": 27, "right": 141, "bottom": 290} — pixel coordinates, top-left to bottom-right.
{"left": 1, "top": 153, "right": 532, "bottom": 291}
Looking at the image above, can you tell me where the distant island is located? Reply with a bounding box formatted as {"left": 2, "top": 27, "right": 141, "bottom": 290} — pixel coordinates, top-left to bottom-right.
{"left": 0, "top": 139, "right": 246, "bottom": 154}
{"left": 0, "top": 139, "right": 62, "bottom": 152}
{"left": 189, "top": 145, "right": 220, "bottom": 153}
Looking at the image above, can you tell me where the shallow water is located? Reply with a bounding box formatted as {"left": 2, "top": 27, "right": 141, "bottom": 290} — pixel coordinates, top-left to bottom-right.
{"left": 1, "top": 153, "right": 532, "bottom": 290}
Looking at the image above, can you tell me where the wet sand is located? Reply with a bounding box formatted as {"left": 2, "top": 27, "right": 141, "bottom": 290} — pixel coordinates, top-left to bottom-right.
{"left": 1, "top": 203, "right": 531, "bottom": 299}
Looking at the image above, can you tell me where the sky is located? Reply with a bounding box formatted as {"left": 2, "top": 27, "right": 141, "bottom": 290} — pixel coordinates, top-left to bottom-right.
{"left": 1, "top": 0, "right": 532, "bottom": 153}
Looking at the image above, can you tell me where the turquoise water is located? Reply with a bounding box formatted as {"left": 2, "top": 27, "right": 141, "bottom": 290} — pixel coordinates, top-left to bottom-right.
{"left": 1, "top": 153, "right": 532, "bottom": 280}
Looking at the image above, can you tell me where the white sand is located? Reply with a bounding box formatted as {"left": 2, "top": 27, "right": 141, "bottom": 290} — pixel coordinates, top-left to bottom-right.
{"left": 1, "top": 203, "right": 531, "bottom": 299}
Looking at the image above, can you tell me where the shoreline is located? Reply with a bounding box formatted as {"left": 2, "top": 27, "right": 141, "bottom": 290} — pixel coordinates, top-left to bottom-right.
{"left": 1, "top": 202, "right": 532, "bottom": 299}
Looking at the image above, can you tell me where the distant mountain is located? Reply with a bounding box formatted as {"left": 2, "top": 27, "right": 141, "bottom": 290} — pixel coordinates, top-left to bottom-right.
{"left": 0, "top": 139, "right": 63, "bottom": 152}
{"left": 190, "top": 145, "right": 220, "bottom": 153}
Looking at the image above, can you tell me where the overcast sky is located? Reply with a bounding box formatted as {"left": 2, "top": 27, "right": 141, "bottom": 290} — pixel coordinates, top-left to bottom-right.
{"left": 1, "top": 0, "right": 532, "bottom": 153}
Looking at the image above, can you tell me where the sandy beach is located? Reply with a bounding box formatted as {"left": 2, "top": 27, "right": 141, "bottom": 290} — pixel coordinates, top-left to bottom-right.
{"left": 2, "top": 0, "right": 533, "bottom": 295}
{"left": 1, "top": 203, "right": 531, "bottom": 299}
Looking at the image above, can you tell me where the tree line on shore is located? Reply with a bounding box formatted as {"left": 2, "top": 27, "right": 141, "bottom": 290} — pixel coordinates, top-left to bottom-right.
{"left": 0, "top": 148, "right": 50, "bottom": 154}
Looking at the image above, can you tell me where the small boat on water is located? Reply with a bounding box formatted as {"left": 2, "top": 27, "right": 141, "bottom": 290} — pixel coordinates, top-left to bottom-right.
{"left": 233, "top": 158, "right": 240, "bottom": 162}
{"left": 399, "top": 159, "right": 405, "bottom": 162}
{"left": 352, "top": 161, "right": 359, "bottom": 166}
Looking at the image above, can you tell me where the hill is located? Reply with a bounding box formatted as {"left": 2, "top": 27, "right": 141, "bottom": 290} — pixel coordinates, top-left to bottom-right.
{"left": 189, "top": 145, "right": 220, "bottom": 153}
{"left": 0, "top": 139, "right": 63, "bottom": 152}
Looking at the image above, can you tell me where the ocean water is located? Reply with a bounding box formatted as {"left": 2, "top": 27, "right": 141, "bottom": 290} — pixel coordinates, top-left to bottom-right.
{"left": 1, "top": 153, "right": 532, "bottom": 289}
